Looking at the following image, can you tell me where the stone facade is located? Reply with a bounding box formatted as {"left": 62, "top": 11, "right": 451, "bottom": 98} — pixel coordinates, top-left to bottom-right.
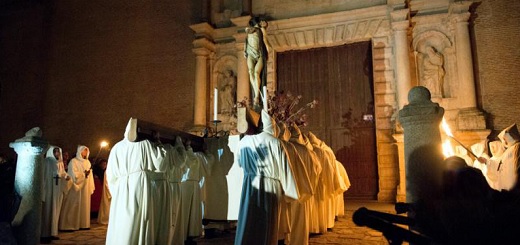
{"left": 190, "top": 0, "right": 499, "bottom": 201}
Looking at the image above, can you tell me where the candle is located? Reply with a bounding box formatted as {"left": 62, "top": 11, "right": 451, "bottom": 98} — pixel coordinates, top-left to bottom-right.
{"left": 263, "top": 86, "right": 268, "bottom": 110}
{"left": 214, "top": 87, "right": 218, "bottom": 121}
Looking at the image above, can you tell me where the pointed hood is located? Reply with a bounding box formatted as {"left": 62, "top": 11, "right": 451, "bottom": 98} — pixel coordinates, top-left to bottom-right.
{"left": 289, "top": 124, "right": 305, "bottom": 144}
{"left": 124, "top": 117, "right": 138, "bottom": 142}
{"left": 498, "top": 123, "right": 520, "bottom": 148}
{"left": 307, "top": 131, "right": 321, "bottom": 146}
{"left": 261, "top": 109, "right": 279, "bottom": 137}
{"left": 489, "top": 140, "right": 505, "bottom": 158}
{"left": 290, "top": 124, "right": 313, "bottom": 150}
{"left": 278, "top": 122, "right": 291, "bottom": 142}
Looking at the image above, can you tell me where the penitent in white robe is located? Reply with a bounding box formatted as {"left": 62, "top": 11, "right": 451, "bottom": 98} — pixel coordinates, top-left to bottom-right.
{"left": 105, "top": 118, "right": 166, "bottom": 245}
{"left": 307, "top": 131, "right": 340, "bottom": 231}
{"left": 286, "top": 124, "right": 323, "bottom": 245}
{"left": 96, "top": 171, "right": 111, "bottom": 225}
{"left": 59, "top": 145, "right": 94, "bottom": 231}
{"left": 169, "top": 137, "right": 187, "bottom": 245}
{"left": 41, "top": 146, "right": 69, "bottom": 237}
{"left": 151, "top": 142, "right": 171, "bottom": 245}
{"left": 496, "top": 124, "right": 520, "bottom": 191}
{"left": 226, "top": 135, "right": 244, "bottom": 221}
{"left": 334, "top": 160, "right": 350, "bottom": 217}
{"left": 178, "top": 146, "right": 213, "bottom": 242}
{"left": 234, "top": 110, "right": 299, "bottom": 245}
{"left": 483, "top": 141, "right": 505, "bottom": 190}
{"left": 202, "top": 137, "right": 235, "bottom": 221}
{"left": 277, "top": 123, "right": 313, "bottom": 243}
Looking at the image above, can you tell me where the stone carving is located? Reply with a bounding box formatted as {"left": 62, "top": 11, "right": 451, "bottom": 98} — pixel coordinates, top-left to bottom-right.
{"left": 419, "top": 46, "right": 445, "bottom": 98}
{"left": 219, "top": 69, "right": 236, "bottom": 114}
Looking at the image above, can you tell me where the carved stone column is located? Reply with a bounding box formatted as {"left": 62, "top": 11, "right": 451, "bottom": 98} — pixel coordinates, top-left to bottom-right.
{"left": 451, "top": 3, "right": 476, "bottom": 110}
{"left": 193, "top": 47, "right": 211, "bottom": 129}
{"left": 450, "top": 2, "right": 486, "bottom": 130}
{"left": 9, "top": 127, "right": 48, "bottom": 245}
{"left": 391, "top": 9, "right": 413, "bottom": 109}
{"left": 398, "top": 86, "right": 444, "bottom": 204}
{"left": 392, "top": 133, "right": 406, "bottom": 202}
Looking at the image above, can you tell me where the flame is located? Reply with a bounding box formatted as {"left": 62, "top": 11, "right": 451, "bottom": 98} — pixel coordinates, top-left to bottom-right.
{"left": 441, "top": 117, "right": 453, "bottom": 137}
{"left": 100, "top": 141, "right": 109, "bottom": 148}
{"left": 442, "top": 139, "right": 455, "bottom": 158}
{"left": 441, "top": 117, "right": 455, "bottom": 158}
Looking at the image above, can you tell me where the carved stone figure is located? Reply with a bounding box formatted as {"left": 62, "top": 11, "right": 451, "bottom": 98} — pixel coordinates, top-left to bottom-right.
{"left": 219, "top": 69, "right": 236, "bottom": 114}
{"left": 420, "top": 46, "right": 445, "bottom": 98}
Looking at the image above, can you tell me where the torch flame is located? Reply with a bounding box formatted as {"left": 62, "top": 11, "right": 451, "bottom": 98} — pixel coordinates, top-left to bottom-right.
{"left": 442, "top": 139, "right": 455, "bottom": 158}
{"left": 441, "top": 118, "right": 453, "bottom": 137}
{"left": 441, "top": 118, "right": 455, "bottom": 158}
{"left": 100, "top": 141, "right": 109, "bottom": 148}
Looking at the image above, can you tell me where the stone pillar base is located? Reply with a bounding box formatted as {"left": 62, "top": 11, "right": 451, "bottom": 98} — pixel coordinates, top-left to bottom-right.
{"left": 456, "top": 107, "right": 486, "bottom": 130}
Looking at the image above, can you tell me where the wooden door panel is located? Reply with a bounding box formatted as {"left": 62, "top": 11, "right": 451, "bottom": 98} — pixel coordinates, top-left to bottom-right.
{"left": 277, "top": 42, "right": 378, "bottom": 200}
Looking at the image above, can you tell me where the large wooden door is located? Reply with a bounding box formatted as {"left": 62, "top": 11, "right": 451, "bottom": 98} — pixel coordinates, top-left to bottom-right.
{"left": 277, "top": 41, "right": 378, "bottom": 199}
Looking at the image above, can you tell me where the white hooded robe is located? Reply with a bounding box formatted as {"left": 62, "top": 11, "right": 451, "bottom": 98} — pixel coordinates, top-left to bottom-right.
{"left": 41, "top": 146, "right": 69, "bottom": 237}
{"left": 234, "top": 110, "right": 299, "bottom": 245}
{"left": 59, "top": 145, "right": 94, "bottom": 230}
{"left": 105, "top": 118, "right": 166, "bottom": 245}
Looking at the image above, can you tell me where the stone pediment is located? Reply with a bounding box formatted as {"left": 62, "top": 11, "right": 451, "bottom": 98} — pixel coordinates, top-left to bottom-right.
{"left": 266, "top": 6, "right": 390, "bottom": 52}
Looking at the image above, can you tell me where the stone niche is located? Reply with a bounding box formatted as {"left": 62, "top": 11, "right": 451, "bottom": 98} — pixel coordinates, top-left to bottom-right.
{"left": 190, "top": 0, "right": 488, "bottom": 202}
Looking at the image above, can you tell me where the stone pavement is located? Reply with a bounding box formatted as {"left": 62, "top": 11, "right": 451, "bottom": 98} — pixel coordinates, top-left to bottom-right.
{"left": 46, "top": 201, "right": 396, "bottom": 245}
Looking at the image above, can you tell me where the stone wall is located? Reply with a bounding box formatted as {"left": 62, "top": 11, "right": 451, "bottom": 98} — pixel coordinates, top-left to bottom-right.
{"left": 0, "top": 2, "right": 47, "bottom": 158}
{"left": 473, "top": 0, "right": 520, "bottom": 132}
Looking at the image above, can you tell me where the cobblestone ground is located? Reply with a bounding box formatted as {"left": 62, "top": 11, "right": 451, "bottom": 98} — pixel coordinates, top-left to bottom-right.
{"left": 46, "top": 201, "right": 396, "bottom": 245}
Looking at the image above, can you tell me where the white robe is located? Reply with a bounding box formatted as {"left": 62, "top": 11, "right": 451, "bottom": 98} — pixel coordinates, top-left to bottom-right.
{"left": 168, "top": 139, "right": 187, "bottom": 245}
{"left": 150, "top": 142, "right": 171, "bottom": 245}
{"left": 178, "top": 147, "right": 213, "bottom": 242}
{"left": 308, "top": 132, "right": 340, "bottom": 231}
{"left": 202, "top": 137, "right": 235, "bottom": 221}
{"left": 234, "top": 110, "right": 299, "bottom": 245}
{"left": 96, "top": 171, "right": 111, "bottom": 225}
{"left": 471, "top": 142, "right": 489, "bottom": 177}
{"left": 226, "top": 135, "right": 244, "bottom": 221}
{"left": 105, "top": 139, "right": 165, "bottom": 245}
{"left": 59, "top": 145, "right": 94, "bottom": 231}
{"left": 277, "top": 123, "right": 313, "bottom": 244}
{"left": 496, "top": 142, "right": 520, "bottom": 191}
{"left": 334, "top": 160, "right": 350, "bottom": 217}
{"left": 41, "top": 146, "right": 69, "bottom": 237}
{"left": 287, "top": 126, "right": 323, "bottom": 245}
{"left": 484, "top": 141, "right": 505, "bottom": 190}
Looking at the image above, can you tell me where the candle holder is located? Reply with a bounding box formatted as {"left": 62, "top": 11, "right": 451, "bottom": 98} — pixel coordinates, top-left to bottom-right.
{"left": 210, "top": 120, "right": 222, "bottom": 138}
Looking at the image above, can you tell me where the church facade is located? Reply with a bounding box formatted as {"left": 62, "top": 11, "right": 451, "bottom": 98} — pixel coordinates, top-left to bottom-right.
{"left": 189, "top": 0, "right": 519, "bottom": 201}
